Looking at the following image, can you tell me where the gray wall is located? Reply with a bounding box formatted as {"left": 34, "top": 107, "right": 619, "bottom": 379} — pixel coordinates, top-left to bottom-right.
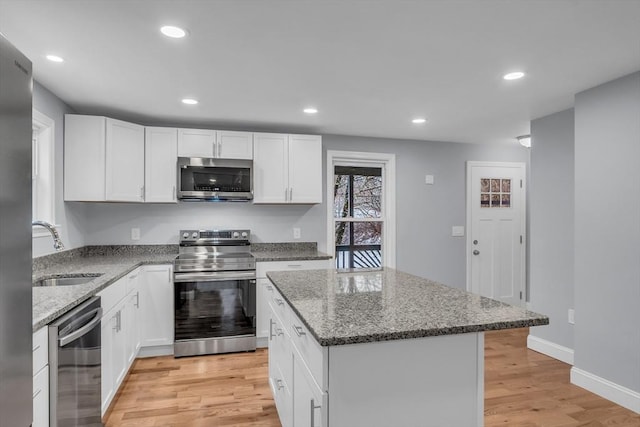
{"left": 529, "top": 108, "right": 575, "bottom": 350}
{"left": 323, "top": 135, "right": 529, "bottom": 288}
{"left": 574, "top": 72, "right": 640, "bottom": 392}
{"left": 79, "top": 133, "right": 528, "bottom": 289}
{"left": 32, "top": 82, "right": 86, "bottom": 257}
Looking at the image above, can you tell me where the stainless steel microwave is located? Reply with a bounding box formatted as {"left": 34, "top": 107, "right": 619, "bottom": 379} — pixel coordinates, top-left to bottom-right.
{"left": 177, "top": 157, "right": 253, "bottom": 201}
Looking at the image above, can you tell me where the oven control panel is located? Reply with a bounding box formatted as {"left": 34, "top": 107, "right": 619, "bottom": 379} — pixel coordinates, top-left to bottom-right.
{"left": 179, "top": 229, "right": 251, "bottom": 244}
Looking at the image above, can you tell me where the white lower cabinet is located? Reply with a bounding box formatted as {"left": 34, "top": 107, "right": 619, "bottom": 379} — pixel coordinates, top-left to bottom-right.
{"left": 139, "top": 265, "right": 174, "bottom": 349}
{"left": 293, "top": 352, "right": 325, "bottom": 427}
{"left": 32, "top": 327, "right": 49, "bottom": 427}
{"left": 256, "top": 259, "right": 331, "bottom": 347}
{"left": 98, "top": 264, "right": 174, "bottom": 415}
{"left": 268, "top": 286, "right": 328, "bottom": 427}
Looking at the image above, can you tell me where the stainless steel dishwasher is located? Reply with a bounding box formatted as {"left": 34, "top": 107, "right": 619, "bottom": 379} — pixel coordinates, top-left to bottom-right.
{"left": 49, "top": 296, "right": 103, "bottom": 427}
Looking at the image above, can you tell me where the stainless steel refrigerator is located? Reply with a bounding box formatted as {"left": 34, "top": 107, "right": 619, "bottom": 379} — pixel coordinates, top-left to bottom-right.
{"left": 0, "top": 33, "right": 33, "bottom": 426}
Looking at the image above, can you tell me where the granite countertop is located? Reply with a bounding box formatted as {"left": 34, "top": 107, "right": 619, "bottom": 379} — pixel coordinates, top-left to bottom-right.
{"left": 32, "top": 247, "right": 177, "bottom": 331}
{"left": 266, "top": 268, "right": 549, "bottom": 346}
{"left": 32, "top": 242, "right": 329, "bottom": 331}
{"left": 251, "top": 242, "right": 332, "bottom": 262}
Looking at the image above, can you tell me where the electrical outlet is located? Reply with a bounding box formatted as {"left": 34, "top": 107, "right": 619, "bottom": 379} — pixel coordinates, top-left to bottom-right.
{"left": 131, "top": 228, "right": 140, "bottom": 241}
{"left": 293, "top": 227, "right": 301, "bottom": 239}
{"left": 425, "top": 174, "right": 434, "bottom": 185}
{"left": 568, "top": 308, "right": 575, "bottom": 324}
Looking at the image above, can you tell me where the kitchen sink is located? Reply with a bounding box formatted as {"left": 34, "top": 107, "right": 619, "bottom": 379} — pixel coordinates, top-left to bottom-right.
{"left": 34, "top": 273, "right": 103, "bottom": 287}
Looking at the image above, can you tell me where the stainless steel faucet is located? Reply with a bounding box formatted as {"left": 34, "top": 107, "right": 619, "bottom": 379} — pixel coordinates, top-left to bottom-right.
{"left": 32, "top": 220, "right": 65, "bottom": 251}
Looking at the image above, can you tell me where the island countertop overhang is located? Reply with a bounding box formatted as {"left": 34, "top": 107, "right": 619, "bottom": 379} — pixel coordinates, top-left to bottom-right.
{"left": 266, "top": 268, "right": 549, "bottom": 346}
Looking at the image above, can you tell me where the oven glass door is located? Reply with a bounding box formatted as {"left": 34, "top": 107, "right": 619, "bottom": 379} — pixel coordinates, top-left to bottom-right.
{"left": 174, "top": 277, "right": 256, "bottom": 341}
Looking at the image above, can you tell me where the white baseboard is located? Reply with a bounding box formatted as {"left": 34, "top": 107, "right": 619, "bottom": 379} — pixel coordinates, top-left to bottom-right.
{"left": 571, "top": 367, "right": 640, "bottom": 414}
{"left": 527, "top": 334, "right": 574, "bottom": 365}
{"left": 137, "top": 344, "right": 173, "bottom": 358}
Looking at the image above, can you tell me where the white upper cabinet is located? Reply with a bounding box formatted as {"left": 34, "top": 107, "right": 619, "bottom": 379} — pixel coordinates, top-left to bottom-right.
{"left": 145, "top": 127, "right": 178, "bottom": 203}
{"left": 64, "top": 115, "right": 144, "bottom": 202}
{"left": 177, "top": 128, "right": 215, "bottom": 158}
{"left": 253, "top": 133, "right": 322, "bottom": 204}
{"left": 253, "top": 133, "right": 288, "bottom": 203}
{"left": 288, "top": 134, "right": 322, "bottom": 203}
{"left": 217, "top": 130, "right": 253, "bottom": 159}
{"left": 105, "top": 118, "right": 145, "bottom": 201}
{"left": 178, "top": 128, "right": 254, "bottom": 159}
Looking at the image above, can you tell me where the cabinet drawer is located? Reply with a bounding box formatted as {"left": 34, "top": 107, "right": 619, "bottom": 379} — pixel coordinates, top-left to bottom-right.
{"left": 33, "top": 327, "right": 48, "bottom": 374}
{"left": 267, "top": 285, "right": 289, "bottom": 326}
{"left": 257, "top": 259, "right": 331, "bottom": 279}
{"left": 269, "top": 364, "right": 293, "bottom": 427}
{"left": 125, "top": 268, "right": 140, "bottom": 294}
{"left": 98, "top": 276, "right": 127, "bottom": 314}
{"left": 290, "top": 311, "right": 325, "bottom": 390}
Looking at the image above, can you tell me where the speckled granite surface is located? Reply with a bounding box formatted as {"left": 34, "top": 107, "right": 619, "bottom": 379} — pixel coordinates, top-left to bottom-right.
{"left": 266, "top": 268, "right": 549, "bottom": 346}
{"left": 32, "top": 243, "right": 330, "bottom": 331}
{"left": 32, "top": 251, "right": 177, "bottom": 331}
{"left": 251, "top": 242, "right": 332, "bottom": 262}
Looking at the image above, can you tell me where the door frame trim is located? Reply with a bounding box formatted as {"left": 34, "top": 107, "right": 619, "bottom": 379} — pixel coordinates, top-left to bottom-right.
{"left": 326, "top": 150, "right": 396, "bottom": 268}
{"left": 465, "top": 161, "right": 526, "bottom": 304}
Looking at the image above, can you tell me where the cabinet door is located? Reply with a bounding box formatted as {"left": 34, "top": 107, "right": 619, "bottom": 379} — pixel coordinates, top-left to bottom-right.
{"left": 145, "top": 127, "right": 178, "bottom": 202}
{"left": 111, "top": 307, "right": 127, "bottom": 395}
{"left": 288, "top": 134, "right": 322, "bottom": 204}
{"left": 139, "top": 265, "right": 174, "bottom": 347}
{"left": 217, "top": 130, "right": 253, "bottom": 159}
{"left": 100, "top": 311, "right": 115, "bottom": 415}
{"left": 124, "top": 270, "right": 141, "bottom": 367}
{"left": 293, "top": 353, "right": 325, "bottom": 427}
{"left": 177, "top": 128, "right": 215, "bottom": 157}
{"left": 64, "top": 114, "right": 106, "bottom": 201}
{"left": 105, "top": 118, "right": 145, "bottom": 202}
{"left": 256, "top": 278, "right": 271, "bottom": 345}
{"left": 253, "top": 133, "right": 288, "bottom": 203}
{"left": 32, "top": 365, "right": 49, "bottom": 427}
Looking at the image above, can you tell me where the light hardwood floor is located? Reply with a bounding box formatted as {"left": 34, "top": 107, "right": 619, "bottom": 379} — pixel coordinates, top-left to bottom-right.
{"left": 105, "top": 329, "right": 640, "bottom": 426}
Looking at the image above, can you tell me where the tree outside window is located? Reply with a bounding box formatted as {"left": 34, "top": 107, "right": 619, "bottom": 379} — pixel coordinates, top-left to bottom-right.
{"left": 334, "top": 166, "right": 382, "bottom": 269}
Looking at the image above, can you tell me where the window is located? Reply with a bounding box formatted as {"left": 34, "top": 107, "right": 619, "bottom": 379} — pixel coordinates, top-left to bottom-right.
{"left": 327, "top": 151, "right": 396, "bottom": 269}
{"left": 32, "top": 110, "right": 55, "bottom": 233}
{"left": 334, "top": 166, "right": 383, "bottom": 268}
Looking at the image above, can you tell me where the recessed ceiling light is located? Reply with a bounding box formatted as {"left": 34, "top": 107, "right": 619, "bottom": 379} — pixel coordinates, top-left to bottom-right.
{"left": 503, "top": 71, "right": 525, "bottom": 80}
{"left": 181, "top": 98, "right": 198, "bottom": 105}
{"left": 303, "top": 107, "right": 318, "bottom": 114}
{"left": 412, "top": 118, "right": 427, "bottom": 124}
{"left": 46, "top": 55, "right": 64, "bottom": 63}
{"left": 160, "top": 25, "right": 187, "bottom": 38}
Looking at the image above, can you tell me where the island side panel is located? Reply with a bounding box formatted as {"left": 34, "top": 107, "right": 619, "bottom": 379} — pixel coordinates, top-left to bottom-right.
{"left": 327, "top": 332, "right": 484, "bottom": 427}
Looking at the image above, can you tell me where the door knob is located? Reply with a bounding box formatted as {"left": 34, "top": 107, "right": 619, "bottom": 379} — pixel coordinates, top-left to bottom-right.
{"left": 473, "top": 250, "right": 480, "bottom": 255}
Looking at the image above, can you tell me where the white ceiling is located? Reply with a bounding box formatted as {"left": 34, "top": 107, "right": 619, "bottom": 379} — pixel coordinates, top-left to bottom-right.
{"left": 1, "top": 0, "right": 639, "bottom": 145}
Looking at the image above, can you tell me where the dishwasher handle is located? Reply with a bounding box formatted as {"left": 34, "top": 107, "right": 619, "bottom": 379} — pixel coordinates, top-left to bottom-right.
{"left": 58, "top": 307, "right": 102, "bottom": 347}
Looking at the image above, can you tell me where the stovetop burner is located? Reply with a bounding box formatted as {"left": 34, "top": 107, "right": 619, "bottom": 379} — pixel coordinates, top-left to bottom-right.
{"left": 174, "top": 229, "right": 255, "bottom": 274}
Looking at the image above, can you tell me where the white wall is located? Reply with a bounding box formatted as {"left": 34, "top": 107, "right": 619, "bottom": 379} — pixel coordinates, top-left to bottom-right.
{"left": 32, "top": 82, "right": 86, "bottom": 257}
{"left": 81, "top": 202, "right": 326, "bottom": 249}
{"left": 529, "top": 108, "right": 575, "bottom": 352}
{"left": 573, "top": 71, "right": 640, "bottom": 395}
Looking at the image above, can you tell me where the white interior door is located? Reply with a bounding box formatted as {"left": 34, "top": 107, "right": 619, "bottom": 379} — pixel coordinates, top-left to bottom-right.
{"left": 467, "top": 162, "right": 525, "bottom": 306}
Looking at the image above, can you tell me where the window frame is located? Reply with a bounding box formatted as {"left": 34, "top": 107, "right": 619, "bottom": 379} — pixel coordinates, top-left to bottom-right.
{"left": 326, "top": 150, "right": 396, "bottom": 268}
{"left": 32, "top": 109, "right": 56, "bottom": 238}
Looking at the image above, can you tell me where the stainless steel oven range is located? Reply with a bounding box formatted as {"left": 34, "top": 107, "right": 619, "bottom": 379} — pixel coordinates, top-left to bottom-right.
{"left": 173, "top": 229, "right": 256, "bottom": 357}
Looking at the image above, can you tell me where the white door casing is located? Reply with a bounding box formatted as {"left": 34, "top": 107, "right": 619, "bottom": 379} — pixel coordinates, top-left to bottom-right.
{"left": 466, "top": 161, "right": 526, "bottom": 306}
{"left": 326, "top": 150, "right": 396, "bottom": 268}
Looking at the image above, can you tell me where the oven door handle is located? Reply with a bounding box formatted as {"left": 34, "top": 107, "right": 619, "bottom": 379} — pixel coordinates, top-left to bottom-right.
{"left": 173, "top": 271, "right": 257, "bottom": 283}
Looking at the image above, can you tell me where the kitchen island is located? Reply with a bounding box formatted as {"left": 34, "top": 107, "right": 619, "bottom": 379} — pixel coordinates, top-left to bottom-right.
{"left": 266, "top": 268, "right": 548, "bottom": 427}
